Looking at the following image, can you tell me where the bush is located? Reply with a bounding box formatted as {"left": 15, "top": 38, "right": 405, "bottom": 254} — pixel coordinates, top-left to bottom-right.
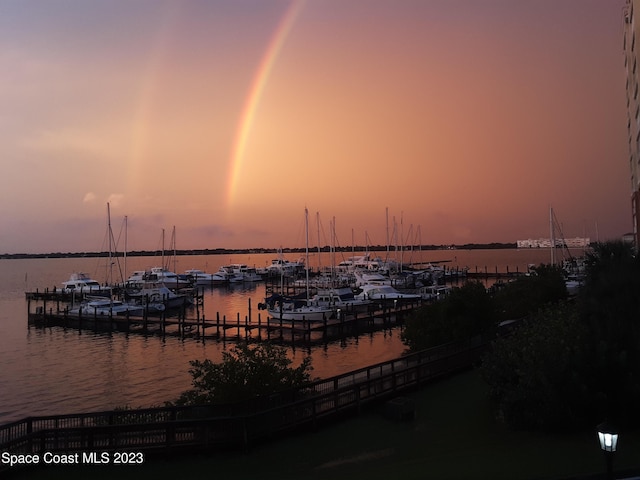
{"left": 402, "top": 281, "right": 496, "bottom": 351}
{"left": 174, "top": 342, "right": 313, "bottom": 406}
{"left": 492, "top": 263, "right": 568, "bottom": 321}
{"left": 482, "top": 302, "right": 588, "bottom": 431}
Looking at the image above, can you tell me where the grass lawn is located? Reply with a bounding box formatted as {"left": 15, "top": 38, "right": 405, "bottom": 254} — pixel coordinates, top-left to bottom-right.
{"left": 9, "top": 368, "right": 640, "bottom": 480}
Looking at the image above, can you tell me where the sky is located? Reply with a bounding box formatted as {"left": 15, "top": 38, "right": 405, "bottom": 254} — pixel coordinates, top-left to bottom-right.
{"left": 0, "top": 0, "right": 632, "bottom": 254}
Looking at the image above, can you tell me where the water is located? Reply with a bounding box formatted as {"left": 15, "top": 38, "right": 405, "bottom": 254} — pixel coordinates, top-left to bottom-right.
{"left": 0, "top": 248, "right": 570, "bottom": 424}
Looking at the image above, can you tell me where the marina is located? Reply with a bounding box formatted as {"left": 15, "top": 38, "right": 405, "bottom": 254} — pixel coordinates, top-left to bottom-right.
{"left": 0, "top": 248, "right": 583, "bottom": 425}
{"left": 25, "top": 278, "right": 422, "bottom": 346}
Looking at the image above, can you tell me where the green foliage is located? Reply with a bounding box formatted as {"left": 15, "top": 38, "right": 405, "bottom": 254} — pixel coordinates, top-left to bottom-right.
{"left": 482, "top": 302, "right": 588, "bottom": 431}
{"left": 483, "top": 241, "right": 640, "bottom": 432}
{"left": 578, "top": 241, "right": 640, "bottom": 426}
{"left": 174, "top": 343, "right": 313, "bottom": 406}
{"left": 402, "top": 281, "right": 496, "bottom": 351}
{"left": 492, "top": 263, "right": 568, "bottom": 321}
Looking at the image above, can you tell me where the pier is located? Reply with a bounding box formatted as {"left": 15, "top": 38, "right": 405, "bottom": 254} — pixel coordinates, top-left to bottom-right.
{"left": 26, "top": 291, "right": 422, "bottom": 347}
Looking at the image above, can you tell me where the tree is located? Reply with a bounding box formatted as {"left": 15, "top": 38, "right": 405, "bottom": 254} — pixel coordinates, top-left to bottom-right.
{"left": 402, "top": 281, "right": 496, "bottom": 351}
{"left": 492, "top": 263, "right": 568, "bottom": 322}
{"left": 482, "top": 302, "right": 588, "bottom": 431}
{"left": 578, "top": 241, "right": 640, "bottom": 426}
{"left": 482, "top": 242, "right": 640, "bottom": 431}
{"left": 174, "top": 343, "right": 313, "bottom": 406}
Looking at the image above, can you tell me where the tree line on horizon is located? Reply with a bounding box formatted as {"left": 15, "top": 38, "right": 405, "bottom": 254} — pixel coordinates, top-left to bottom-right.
{"left": 1, "top": 242, "right": 517, "bottom": 260}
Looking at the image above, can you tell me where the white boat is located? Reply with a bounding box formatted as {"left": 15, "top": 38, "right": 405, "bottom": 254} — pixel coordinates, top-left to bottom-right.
{"left": 419, "top": 285, "right": 452, "bottom": 301}
{"left": 184, "top": 269, "right": 227, "bottom": 286}
{"left": 260, "top": 293, "right": 336, "bottom": 322}
{"left": 61, "top": 273, "right": 110, "bottom": 296}
{"left": 310, "top": 287, "right": 372, "bottom": 312}
{"left": 125, "top": 280, "right": 192, "bottom": 309}
{"left": 148, "top": 267, "right": 191, "bottom": 289}
{"left": 353, "top": 271, "right": 392, "bottom": 287}
{"left": 260, "top": 209, "right": 335, "bottom": 322}
{"left": 227, "top": 264, "right": 262, "bottom": 282}
{"left": 261, "top": 255, "right": 306, "bottom": 277}
{"left": 217, "top": 265, "right": 244, "bottom": 283}
{"left": 356, "top": 283, "right": 421, "bottom": 301}
{"left": 68, "top": 297, "right": 144, "bottom": 317}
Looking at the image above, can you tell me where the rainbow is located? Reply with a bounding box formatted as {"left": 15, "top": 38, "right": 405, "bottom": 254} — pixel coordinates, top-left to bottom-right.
{"left": 226, "top": 0, "right": 306, "bottom": 206}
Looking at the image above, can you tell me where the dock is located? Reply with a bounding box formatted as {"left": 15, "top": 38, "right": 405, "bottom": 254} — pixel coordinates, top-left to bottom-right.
{"left": 26, "top": 293, "right": 422, "bottom": 347}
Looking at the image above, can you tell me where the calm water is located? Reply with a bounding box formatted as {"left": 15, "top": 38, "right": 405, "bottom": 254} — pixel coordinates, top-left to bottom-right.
{"left": 0, "top": 248, "right": 569, "bottom": 424}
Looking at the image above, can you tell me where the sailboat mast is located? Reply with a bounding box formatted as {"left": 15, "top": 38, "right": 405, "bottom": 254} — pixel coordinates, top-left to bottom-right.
{"left": 305, "top": 207, "right": 310, "bottom": 302}
{"left": 316, "top": 211, "right": 321, "bottom": 274}
{"left": 549, "top": 206, "right": 556, "bottom": 266}
{"left": 124, "top": 215, "right": 128, "bottom": 281}
{"left": 107, "top": 202, "right": 113, "bottom": 285}
{"left": 161, "top": 228, "right": 165, "bottom": 270}
{"left": 172, "top": 226, "right": 177, "bottom": 272}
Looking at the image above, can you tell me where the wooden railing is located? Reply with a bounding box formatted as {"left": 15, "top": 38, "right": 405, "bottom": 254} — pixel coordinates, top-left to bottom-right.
{"left": 0, "top": 337, "right": 486, "bottom": 461}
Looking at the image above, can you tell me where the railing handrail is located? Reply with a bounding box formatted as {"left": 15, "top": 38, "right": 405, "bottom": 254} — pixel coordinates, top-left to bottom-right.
{"left": 0, "top": 337, "right": 486, "bottom": 452}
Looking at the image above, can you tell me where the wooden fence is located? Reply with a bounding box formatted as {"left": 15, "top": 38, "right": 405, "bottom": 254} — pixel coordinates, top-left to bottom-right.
{"left": 0, "top": 337, "right": 486, "bottom": 465}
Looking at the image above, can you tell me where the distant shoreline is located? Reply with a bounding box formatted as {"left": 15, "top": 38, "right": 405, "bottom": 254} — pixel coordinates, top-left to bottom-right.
{"left": 0, "top": 243, "right": 517, "bottom": 260}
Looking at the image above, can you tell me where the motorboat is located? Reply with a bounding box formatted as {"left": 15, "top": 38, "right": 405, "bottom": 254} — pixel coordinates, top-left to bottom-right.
{"left": 67, "top": 297, "right": 144, "bottom": 317}
{"left": 217, "top": 265, "right": 244, "bottom": 283}
{"left": 260, "top": 256, "right": 306, "bottom": 277}
{"left": 259, "top": 293, "right": 336, "bottom": 322}
{"left": 227, "top": 264, "right": 262, "bottom": 282}
{"left": 61, "top": 273, "right": 110, "bottom": 296}
{"left": 418, "top": 285, "right": 452, "bottom": 301}
{"left": 356, "top": 284, "right": 421, "bottom": 301}
{"left": 184, "top": 269, "right": 227, "bottom": 286}
{"left": 148, "top": 267, "right": 191, "bottom": 289}
{"left": 125, "top": 280, "right": 192, "bottom": 310}
{"left": 310, "top": 287, "right": 372, "bottom": 312}
{"left": 353, "top": 271, "right": 392, "bottom": 287}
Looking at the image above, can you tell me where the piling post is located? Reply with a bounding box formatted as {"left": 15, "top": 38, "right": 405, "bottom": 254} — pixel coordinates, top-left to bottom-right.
{"left": 323, "top": 315, "right": 327, "bottom": 341}
{"left": 291, "top": 318, "right": 295, "bottom": 343}
{"left": 223, "top": 315, "right": 227, "bottom": 340}
{"left": 216, "top": 312, "right": 220, "bottom": 338}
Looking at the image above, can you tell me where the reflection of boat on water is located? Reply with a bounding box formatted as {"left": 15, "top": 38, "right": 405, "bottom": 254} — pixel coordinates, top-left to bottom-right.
{"left": 68, "top": 297, "right": 144, "bottom": 316}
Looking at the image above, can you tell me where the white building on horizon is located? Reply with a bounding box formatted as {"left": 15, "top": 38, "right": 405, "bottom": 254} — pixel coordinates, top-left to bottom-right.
{"left": 517, "top": 237, "right": 591, "bottom": 249}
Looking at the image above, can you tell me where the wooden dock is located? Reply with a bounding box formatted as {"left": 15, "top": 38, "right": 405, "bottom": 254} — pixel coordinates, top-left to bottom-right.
{"left": 26, "top": 295, "right": 422, "bottom": 347}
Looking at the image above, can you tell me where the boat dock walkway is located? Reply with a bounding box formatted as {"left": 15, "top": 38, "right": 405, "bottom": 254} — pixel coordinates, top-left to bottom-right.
{"left": 26, "top": 296, "right": 421, "bottom": 346}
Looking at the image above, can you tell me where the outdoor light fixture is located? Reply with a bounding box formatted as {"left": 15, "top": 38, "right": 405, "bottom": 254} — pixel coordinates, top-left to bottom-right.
{"left": 598, "top": 422, "right": 619, "bottom": 452}
{"left": 597, "top": 421, "right": 618, "bottom": 479}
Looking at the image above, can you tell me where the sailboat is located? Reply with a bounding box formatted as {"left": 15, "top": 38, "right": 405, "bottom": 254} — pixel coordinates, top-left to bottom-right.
{"left": 259, "top": 208, "right": 336, "bottom": 322}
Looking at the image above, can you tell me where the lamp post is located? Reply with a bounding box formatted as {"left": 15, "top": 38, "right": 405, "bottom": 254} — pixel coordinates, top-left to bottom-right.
{"left": 597, "top": 421, "right": 618, "bottom": 480}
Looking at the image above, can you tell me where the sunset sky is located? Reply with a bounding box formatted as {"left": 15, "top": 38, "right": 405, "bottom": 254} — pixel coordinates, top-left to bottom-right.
{"left": 0, "top": 0, "right": 631, "bottom": 254}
